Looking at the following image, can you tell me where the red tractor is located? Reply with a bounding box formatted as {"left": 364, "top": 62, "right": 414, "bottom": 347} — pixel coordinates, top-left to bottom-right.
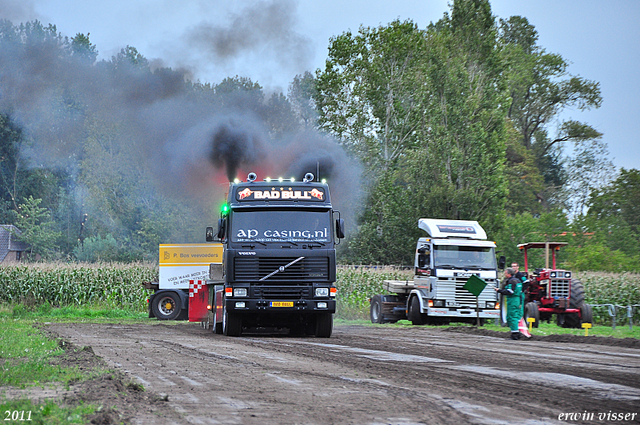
{"left": 518, "top": 242, "right": 593, "bottom": 328}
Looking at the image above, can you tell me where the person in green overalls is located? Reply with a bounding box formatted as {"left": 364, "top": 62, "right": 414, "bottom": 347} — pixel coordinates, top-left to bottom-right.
{"left": 495, "top": 267, "right": 524, "bottom": 340}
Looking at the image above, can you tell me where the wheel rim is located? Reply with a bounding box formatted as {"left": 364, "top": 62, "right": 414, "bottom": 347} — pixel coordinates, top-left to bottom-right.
{"left": 157, "top": 296, "right": 175, "bottom": 317}
{"left": 372, "top": 302, "right": 380, "bottom": 321}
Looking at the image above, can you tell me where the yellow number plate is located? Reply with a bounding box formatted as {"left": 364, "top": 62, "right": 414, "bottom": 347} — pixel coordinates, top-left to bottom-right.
{"left": 270, "top": 301, "right": 294, "bottom": 308}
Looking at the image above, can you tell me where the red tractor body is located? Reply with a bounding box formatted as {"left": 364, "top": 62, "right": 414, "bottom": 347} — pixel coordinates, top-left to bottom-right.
{"left": 518, "top": 242, "right": 592, "bottom": 328}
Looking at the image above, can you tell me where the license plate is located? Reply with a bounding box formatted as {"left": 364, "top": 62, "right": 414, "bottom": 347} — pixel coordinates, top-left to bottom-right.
{"left": 270, "top": 301, "right": 294, "bottom": 308}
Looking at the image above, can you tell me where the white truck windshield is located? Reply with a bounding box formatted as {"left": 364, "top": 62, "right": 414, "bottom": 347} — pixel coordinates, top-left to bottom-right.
{"left": 434, "top": 245, "right": 496, "bottom": 270}
{"left": 231, "top": 210, "right": 332, "bottom": 243}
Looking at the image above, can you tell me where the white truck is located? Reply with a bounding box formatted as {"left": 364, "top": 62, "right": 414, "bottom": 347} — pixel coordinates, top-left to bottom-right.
{"left": 370, "top": 218, "right": 505, "bottom": 325}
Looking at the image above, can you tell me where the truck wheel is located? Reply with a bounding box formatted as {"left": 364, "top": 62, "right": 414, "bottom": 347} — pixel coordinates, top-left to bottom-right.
{"left": 408, "top": 296, "right": 425, "bottom": 326}
{"left": 370, "top": 295, "right": 384, "bottom": 324}
{"left": 213, "top": 312, "right": 223, "bottom": 334}
{"left": 223, "top": 304, "right": 242, "bottom": 336}
{"left": 524, "top": 302, "right": 540, "bottom": 328}
{"left": 580, "top": 303, "right": 593, "bottom": 325}
{"left": 499, "top": 294, "right": 508, "bottom": 327}
{"left": 315, "top": 313, "right": 333, "bottom": 338}
{"left": 151, "top": 292, "right": 181, "bottom": 320}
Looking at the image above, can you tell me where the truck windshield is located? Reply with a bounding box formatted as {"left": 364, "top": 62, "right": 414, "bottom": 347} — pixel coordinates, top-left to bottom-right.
{"left": 433, "top": 245, "right": 496, "bottom": 270}
{"left": 231, "top": 210, "right": 332, "bottom": 243}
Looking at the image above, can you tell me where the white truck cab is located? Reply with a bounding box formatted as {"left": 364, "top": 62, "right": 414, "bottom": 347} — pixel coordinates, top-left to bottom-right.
{"left": 370, "top": 218, "right": 503, "bottom": 325}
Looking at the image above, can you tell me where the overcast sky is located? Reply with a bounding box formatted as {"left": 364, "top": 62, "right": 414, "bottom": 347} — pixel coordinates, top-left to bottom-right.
{"left": 3, "top": 0, "right": 639, "bottom": 171}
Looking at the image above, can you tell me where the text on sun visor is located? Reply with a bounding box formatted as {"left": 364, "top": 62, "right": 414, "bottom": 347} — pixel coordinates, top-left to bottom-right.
{"left": 236, "top": 187, "right": 325, "bottom": 201}
{"left": 436, "top": 225, "right": 476, "bottom": 234}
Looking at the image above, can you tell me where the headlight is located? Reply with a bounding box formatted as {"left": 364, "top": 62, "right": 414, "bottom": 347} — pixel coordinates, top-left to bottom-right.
{"left": 315, "top": 288, "right": 329, "bottom": 297}
{"left": 565, "top": 272, "right": 571, "bottom": 278}
{"left": 433, "top": 299, "right": 445, "bottom": 307}
{"left": 317, "top": 302, "right": 328, "bottom": 309}
{"left": 550, "top": 272, "right": 557, "bottom": 278}
{"left": 234, "top": 288, "right": 247, "bottom": 297}
{"left": 235, "top": 301, "right": 246, "bottom": 308}
{"left": 485, "top": 301, "right": 496, "bottom": 309}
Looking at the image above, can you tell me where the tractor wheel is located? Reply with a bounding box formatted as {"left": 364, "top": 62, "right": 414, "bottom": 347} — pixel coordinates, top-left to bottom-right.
{"left": 570, "top": 280, "right": 587, "bottom": 307}
{"left": 562, "top": 280, "right": 588, "bottom": 328}
{"left": 151, "top": 292, "right": 181, "bottom": 320}
{"left": 580, "top": 303, "right": 593, "bottom": 325}
{"left": 524, "top": 302, "right": 540, "bottom": 328}
{"left": 370, "top": 295, "right": 384, "bottom": 324}
{"left": 408, "top": 296, "right": 426, "bottom": 326}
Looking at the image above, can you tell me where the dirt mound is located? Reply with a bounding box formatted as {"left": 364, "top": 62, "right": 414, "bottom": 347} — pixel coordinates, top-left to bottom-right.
{"left": 445, "top": 326, "right": 640, "bottom": 348}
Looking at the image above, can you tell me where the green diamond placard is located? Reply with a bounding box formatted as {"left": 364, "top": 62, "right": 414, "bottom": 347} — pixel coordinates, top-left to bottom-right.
{"left": 463, "top": 275, "right": 487, "bottom": 297}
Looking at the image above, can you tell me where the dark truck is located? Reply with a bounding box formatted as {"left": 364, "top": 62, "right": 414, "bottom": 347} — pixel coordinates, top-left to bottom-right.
{"left": 205, "top": 172, "right": 345, "bottom": 337}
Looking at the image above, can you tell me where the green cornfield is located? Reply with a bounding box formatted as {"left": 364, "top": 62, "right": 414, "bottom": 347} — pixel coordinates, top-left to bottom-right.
{"left": 335, "top": 266, "right": 412, "bottom": 320}
{"left": 1, "top": 263, "right": 638, "bottom": 324}
{"left": 576, "top": 272, "right": 640, "bottom": 326}
{"left": 0, "top": 262, "right": 157, "bottom": 311}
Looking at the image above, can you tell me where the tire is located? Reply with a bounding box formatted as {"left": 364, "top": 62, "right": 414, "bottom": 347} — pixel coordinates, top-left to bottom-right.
{"left": 408, "top": 296, "right": 425, "bottom": 326}
{"left": 499, "top": 293, "right": 508, "bottom": 327}
{"left": 223, "top": 303, "right": 242, "bottom": 336}
{"left": 213, "top": 312, "right": 223, "bottom": 334}
{"left": 570, "top": 280, "right": 586, "bottom": 307}
{"left": 580, "top": 303, "right": 593, "bottom": 325}
{"left": 370, "top": 295, "right": 384, "bottom": 324}
{"left": 524, "top": 302, "right": 540, "bottom": 328}
{"left": 562, "top": 280, "right": 588, "bottom": 328}
{"left": 151, "top": 292, "right": 181, "bottom": 320}
{"left": 315, "top": 313, "right": 333, "bottom": 338}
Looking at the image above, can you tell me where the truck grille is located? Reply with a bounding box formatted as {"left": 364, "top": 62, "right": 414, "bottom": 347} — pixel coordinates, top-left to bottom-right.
{"left": 252, "top": 286, "right": 311, "bottom": 299}
{"left": 234, "top": 257, "right": 329, "bottom": 282}
{"left": 549, "top": 279, "right": 570, "bottom": 299}
{"left": 437, "top": 278, "right": 497, "bottom": 306}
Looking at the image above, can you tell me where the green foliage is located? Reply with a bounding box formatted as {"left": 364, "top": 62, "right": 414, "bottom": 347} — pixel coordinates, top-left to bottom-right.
{"left": 565, "top": 243, "right": 638, "bottom": 273}
{"left": 0, "top": 263, "right": 157, "bottom": 310}
{"left": 72, "top": 234, "right": 121, "bottom": 262}
{"left": 0, "top": 318, "right": 88, "bottom": 387}
{"left": 14, "top": 196, "right": 61, "bottom": 260}
{"left": 0, "top": 399, "right": 96, "bottom": 425}
{"left": 335, "top": 266, "right": 412, "bottom": 319}
{"left": 577, "top": 272, "right": 640, "bottom": 325}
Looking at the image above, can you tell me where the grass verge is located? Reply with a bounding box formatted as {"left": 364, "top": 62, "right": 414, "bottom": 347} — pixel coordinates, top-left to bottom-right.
{"left": 0, "top": 304, "right": 151, "bottom": 424}
{"left": 357, "top": 318, "right": 640, "bottom": 339}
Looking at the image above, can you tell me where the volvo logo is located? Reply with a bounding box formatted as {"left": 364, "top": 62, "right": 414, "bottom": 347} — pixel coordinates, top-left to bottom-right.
{"left": 279, "top": 266, "right": 285, "bottom": 272}
{"left": 238, "top": 251, "right": 256, "bottom": 256}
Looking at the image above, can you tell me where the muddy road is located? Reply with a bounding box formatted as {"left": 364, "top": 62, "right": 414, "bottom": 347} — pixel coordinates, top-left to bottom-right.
{"left": 46, "top": 322, "right": 640, "bottom": 425}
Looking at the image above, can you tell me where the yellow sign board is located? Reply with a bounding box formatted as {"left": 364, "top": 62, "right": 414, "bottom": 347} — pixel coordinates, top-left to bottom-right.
{"left": 159, "top": 244, "right": 223, "bottom": 265}
{"left": 158, "top": 244, "right": 223, "bottom": 289}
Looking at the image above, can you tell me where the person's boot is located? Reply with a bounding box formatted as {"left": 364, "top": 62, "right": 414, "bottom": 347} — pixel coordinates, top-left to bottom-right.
{"left": 510, "top": 332, "right": 520, "bottom": 340}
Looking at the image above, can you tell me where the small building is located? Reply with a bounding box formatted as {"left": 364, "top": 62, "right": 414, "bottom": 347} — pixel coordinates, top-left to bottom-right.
{"left": 0, "top": 225, "right": 29, "bottom": 265}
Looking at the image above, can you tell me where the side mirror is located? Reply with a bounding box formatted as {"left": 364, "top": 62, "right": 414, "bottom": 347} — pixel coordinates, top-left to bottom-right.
{"left": 205, "top": 226, "right": 214, "bottom": 242}
{"left": 336, "top": 218, "right": 345, "bottom": 239}
{"left": 217, "top": 218, "right": 226, "bottom": 240}
{"left": 498, "top": 256, "right": 506, "bottom": 270}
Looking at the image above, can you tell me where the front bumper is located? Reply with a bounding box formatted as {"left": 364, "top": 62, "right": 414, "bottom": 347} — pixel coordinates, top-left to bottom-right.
{"left": 225, "top": 298, "right": 336, "bottom": 314}
{"left": 426, "top": 307, "right": 500, "bottom": 318}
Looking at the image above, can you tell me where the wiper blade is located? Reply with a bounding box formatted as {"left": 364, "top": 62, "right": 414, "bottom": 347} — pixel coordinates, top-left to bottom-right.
{"left": 436, "top": 264, "right": 458, "bottom": 269}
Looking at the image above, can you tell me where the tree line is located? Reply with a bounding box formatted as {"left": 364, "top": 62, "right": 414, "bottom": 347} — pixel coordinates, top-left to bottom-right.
{"left": 0, "top": 0, "right": 637, "bottom": 271}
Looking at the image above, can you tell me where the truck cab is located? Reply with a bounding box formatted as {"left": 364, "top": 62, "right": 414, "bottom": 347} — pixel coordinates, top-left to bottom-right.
{"left": 371, "top": 218, "right": 502, "bottom": 325}
{"left": 207, "top": 172, "right": 344, "bottom": 337}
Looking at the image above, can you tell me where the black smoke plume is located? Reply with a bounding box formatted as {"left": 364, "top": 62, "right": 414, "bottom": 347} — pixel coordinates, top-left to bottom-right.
{"left": 209, "top": 122, "right": 265, "bottom": 181}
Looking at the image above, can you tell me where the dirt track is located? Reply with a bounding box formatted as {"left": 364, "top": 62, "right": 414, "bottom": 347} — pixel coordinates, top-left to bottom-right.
{"left": 43, "top": 322, "right": 640, "bottom": 425}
